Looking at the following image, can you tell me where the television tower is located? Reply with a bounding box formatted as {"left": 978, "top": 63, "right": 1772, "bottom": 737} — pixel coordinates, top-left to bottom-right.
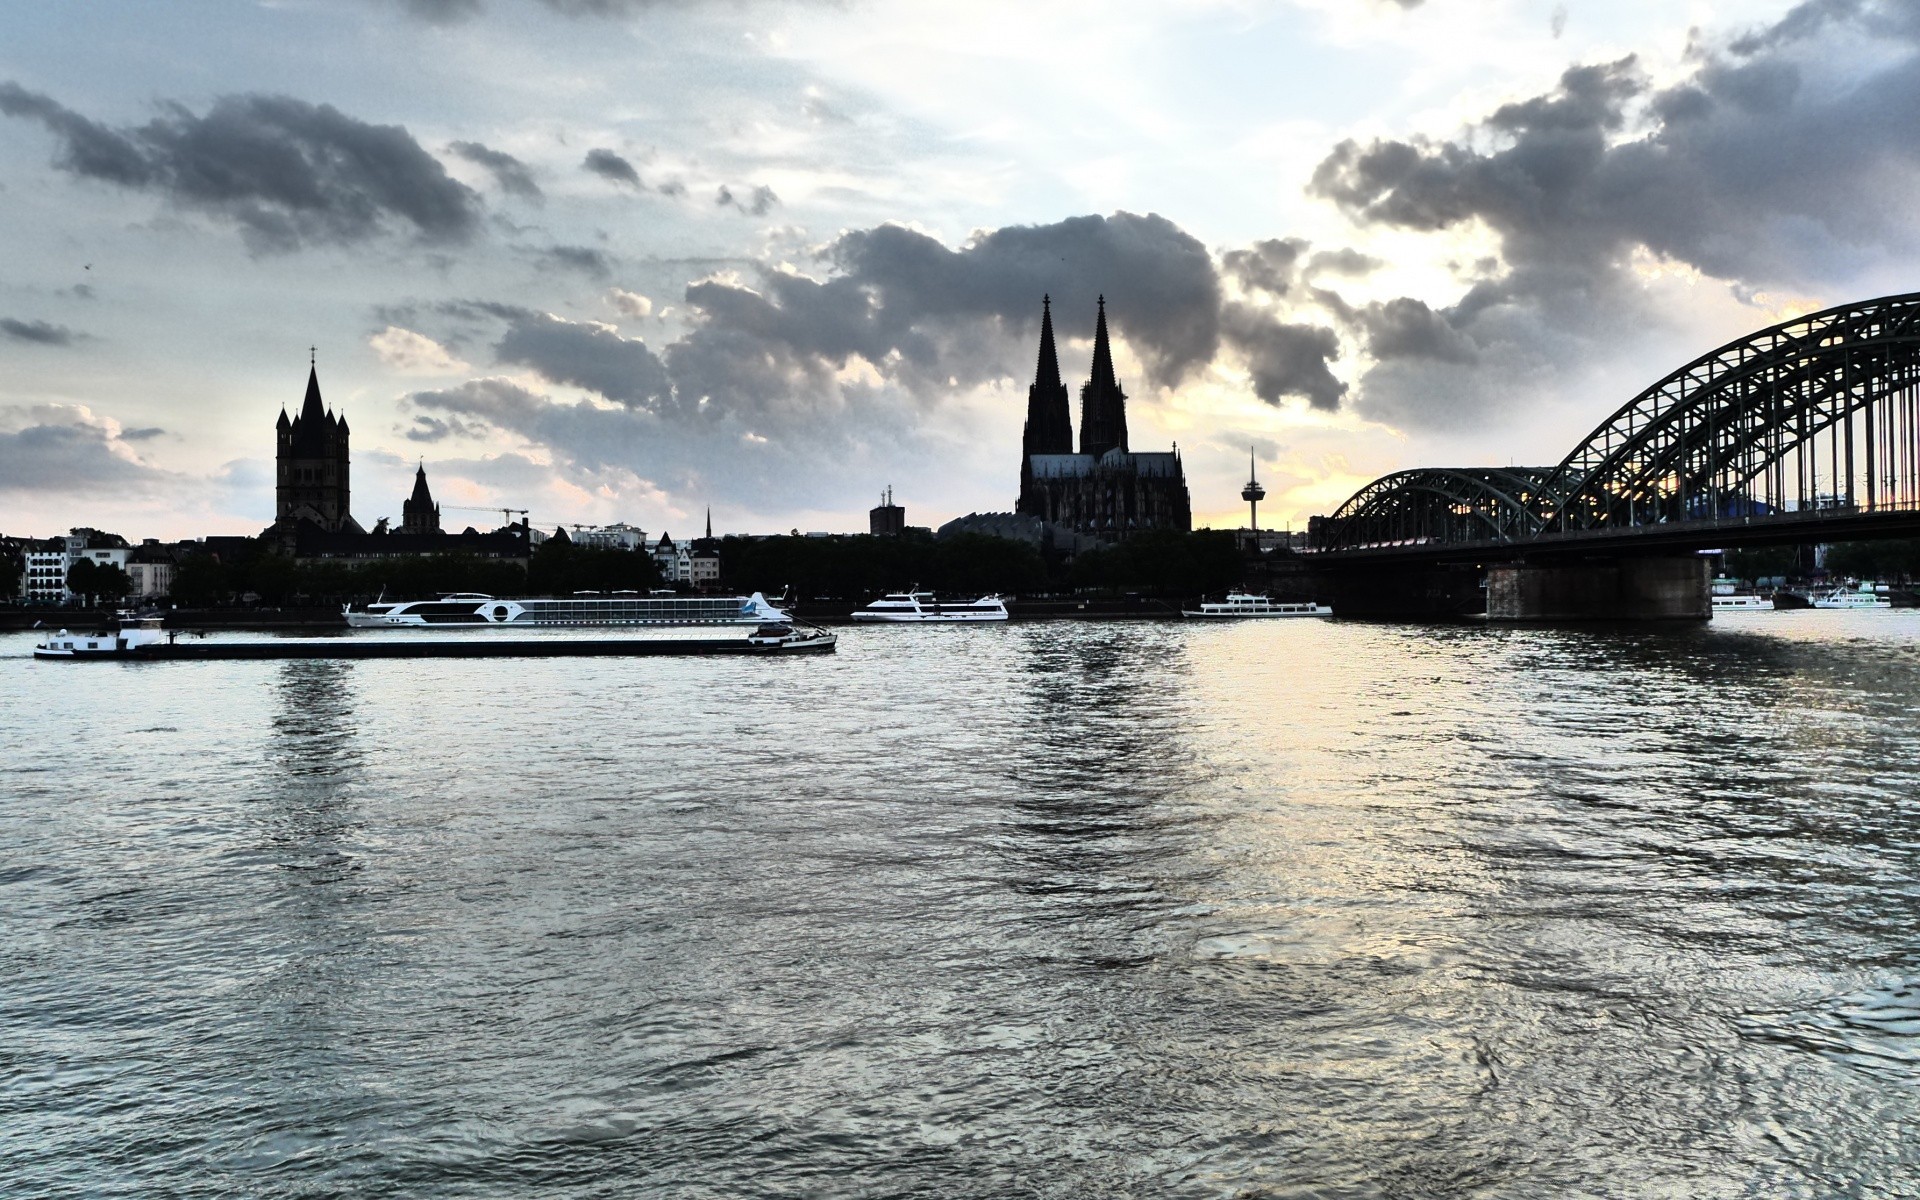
{"left": 1241, "top": 447, "right": 1266, "bottom": 533}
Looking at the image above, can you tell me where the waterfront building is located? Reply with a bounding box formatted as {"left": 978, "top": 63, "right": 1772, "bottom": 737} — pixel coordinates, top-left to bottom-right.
{"left": 22, "top": 538, "right": 70, "bottom": 604}
{"left": 569, "top": 523, "right": 649, "bottom": 553}
{"left": 1015, "top": 297, "right": 1192, "bottom": 540}
{"left": 652, "top": 533, "right": 693, "bottom": 584}
{"left": 126, "top": 541, "right": 179, "bottom": 599}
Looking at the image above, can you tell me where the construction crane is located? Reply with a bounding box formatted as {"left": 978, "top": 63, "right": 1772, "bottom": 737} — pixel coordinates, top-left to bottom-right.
{"left": 440, "top": 505, "right": 530, "bottom": 527}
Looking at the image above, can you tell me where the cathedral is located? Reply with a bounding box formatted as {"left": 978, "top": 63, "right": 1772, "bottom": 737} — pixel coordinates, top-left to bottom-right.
{"left": 273, "top": 361, "right": 363, "bottom": 534}
{"left": 1015, "top": 296, "right": 1191, "bottom": 538}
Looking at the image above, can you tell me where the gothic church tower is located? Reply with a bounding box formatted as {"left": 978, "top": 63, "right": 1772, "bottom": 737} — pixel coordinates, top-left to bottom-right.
{"left": 274, "top": 361, "right": 360, "bottom": 533}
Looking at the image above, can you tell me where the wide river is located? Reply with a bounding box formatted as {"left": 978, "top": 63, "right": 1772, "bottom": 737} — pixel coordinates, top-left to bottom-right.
{"left": 4, "top": 613, "right": 1919, "bottom": 1198}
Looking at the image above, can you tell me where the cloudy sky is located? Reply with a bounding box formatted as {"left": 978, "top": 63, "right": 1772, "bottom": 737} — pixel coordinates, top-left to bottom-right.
{"left": 4, "top": 0, "right": 1917, "bottom": 540}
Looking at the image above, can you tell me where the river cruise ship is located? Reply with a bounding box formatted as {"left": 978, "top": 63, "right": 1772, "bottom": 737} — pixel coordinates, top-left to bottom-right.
{"left": 850, "top": 592, "right": 1009, "bottom": 622}
{"left": 1182, "top": 592, "right": 1331, "bottom": 619}
{"left": 344, "top": 592, "right": 791, "bottom": 628}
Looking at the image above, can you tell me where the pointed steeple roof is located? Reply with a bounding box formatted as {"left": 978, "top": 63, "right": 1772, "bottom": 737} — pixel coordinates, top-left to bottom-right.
{"left": 1089, "top": 295, "right": 1117, "bottom": 394}
{"left": 409, "top": 462, "right": 434, "bottom": 506}
{"left": 1077, "top": 295, "right": 1129, "bottom": 459}
{"left": 1035, "top": 294, "right": 1063, "bottom": 396}
{"left": 299, "top": 364, "right": 325, "bottom": 424}
{"left": 1021, "top": 294, "right": 1074, "bottom": 460}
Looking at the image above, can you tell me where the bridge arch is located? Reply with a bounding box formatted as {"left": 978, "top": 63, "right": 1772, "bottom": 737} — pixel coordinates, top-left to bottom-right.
{"left": 1313, "top": 291, "right": 1920, "bottom": 552}
{"left": 1314, "top": 467, "right": 1555, "bottom": 551}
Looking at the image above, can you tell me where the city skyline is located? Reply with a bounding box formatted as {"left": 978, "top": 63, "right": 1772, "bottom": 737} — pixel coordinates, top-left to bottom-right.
{"left": 4, "top": 0, "right": 1918, "bottom": 540}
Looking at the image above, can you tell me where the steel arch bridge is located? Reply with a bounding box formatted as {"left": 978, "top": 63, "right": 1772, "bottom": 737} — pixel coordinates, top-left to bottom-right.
{"left": 1312, "top": 291, "right": 1920, "bottom": 556}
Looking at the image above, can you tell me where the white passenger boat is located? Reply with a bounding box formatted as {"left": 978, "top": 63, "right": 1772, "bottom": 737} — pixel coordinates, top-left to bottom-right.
{"left": 1711, "top": 593, "right": 1771, "bottom": 611}
{"left": 343, "top": 591, "right": 790, "bottom": 628}
{"left": 1182, "top": 592, "right": 1330, "bottom": 618}
{"left": 849, "top": 591, "right": 1009, "bottom": 622}
{"left": 34, "top": 615, "right": 166, "bottom": 659}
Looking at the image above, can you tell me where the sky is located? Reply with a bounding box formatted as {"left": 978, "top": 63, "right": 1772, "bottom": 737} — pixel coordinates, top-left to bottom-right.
{"left": 4, "top": 0, "right": 1918, "bottom": 541}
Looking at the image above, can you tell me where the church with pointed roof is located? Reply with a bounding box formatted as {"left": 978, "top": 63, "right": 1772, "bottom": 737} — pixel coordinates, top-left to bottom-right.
{"left": 274, "top": 361, "right": 364, "bottom": 534}
{"left": 1015, "top": 296, "right": 1191, "bottom": 539}
{"left": 400, "top": 463, "right": 442, "bottom": 536}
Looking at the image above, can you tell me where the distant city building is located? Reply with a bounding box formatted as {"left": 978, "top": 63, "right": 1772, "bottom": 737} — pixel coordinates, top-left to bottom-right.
{"left": 273, "top": 361, "right": 362, "bottom": 535}
{"left": 652, "top": 532, "right": 692, "bottom": 583}
{"left": 22, "top": 538, "right": 69, "bottom": 604}
{"left": 1015, "top": 296, "right": 1191, "bottom": 539}
{"left": 126, "top": 540, "right": 179, "bottom": 599}
{"left": 688, "top": 550, "right": 721, "bottom": 589}
{"left": 870, "top": 487, "right": 906, "bottom": 537}
{"left": 569, "top": 523, "right": 648, "bottom": 552}
{"left": 399, "top": 464, "right": 442, "bottom": 535}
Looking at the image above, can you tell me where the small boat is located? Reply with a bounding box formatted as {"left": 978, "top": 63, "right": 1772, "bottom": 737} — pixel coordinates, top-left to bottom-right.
{"left": 1182, "top": 592, "right": 1330, "bottom": 618}
{"left": 1711, "top": 593, "right": 1771, "bottom": 611}
{"left": 744, "top": 622, "right": 838, "bottom": 651}
{"left": 850, "top": 591, "right": 1009, "bottom": 622}
{"left": 34, "top": 614, "right": 166, "bottom": 659}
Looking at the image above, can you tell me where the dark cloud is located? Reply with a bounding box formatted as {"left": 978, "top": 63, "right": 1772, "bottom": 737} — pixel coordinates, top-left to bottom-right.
{"left": 1356, "top": 297, "right": 1478, "bottom": 364}
{"left": 119, "top": 426, "right": 167, "bottom": 441}
{"left": 0, "top": 83, "right": 482, "bottom": 252}
{"left": 583, "top": 148, "right": 643, "bottom": 189}
{"left": 393, "top": 211, "right": 1350, "bottom": 517}
{"left": 1307, "top": 0, "right": 1920, "bottom": 430}
{"left": 716, "top": 184, "right": 779, "bottom": 216}
{"left": 448, "top": 139, "right": 541, "bottom": 201}
{"left": 1221, "top": 306, "right": 1346, "bottom": 410}
{"left": 398, "top": 0, "right": 483, "bottom": 21}
{"left": 1223, "top": 238, "right": 1308, "bottom": 296}
{"left": 0, "top": 408, "right": 173, "bottom": 494}
{"left": 1305, "top": 247, "right": 1381, "bottom": 278}
{"left": 529, "top": 244, "right": 615, "bottom": 279}
{"left": 0, "top": 317, "right": 82, "bottom": 346}
{"left": 494, "top": 313, "right": 674, "bottom": 409}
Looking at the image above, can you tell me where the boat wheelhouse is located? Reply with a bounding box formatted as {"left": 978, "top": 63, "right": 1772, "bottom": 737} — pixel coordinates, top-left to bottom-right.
{"left": 1181, "top": 592, "right": 1331, "bottom": 619}
{"left": 343, "top": 592, "right": 790, "bottom": 628}
{"left": 849, "top": 591, "right": 1009, "bottom": 623}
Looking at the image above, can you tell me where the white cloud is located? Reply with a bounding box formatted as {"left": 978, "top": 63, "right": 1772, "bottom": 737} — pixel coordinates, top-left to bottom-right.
{"left": 368, "top": 325, "right": 470, "bottom": 375}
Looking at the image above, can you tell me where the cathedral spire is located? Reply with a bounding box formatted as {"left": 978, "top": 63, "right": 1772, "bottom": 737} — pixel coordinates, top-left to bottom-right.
{"left": 1078, "top": 295, "right": 1128, "bottom": 459}
{"left": 1020, "top": 294, "right": 1073, "bottom": 461}
{"left": 1089, "top": 295, "right": 1116, "bottom": 395}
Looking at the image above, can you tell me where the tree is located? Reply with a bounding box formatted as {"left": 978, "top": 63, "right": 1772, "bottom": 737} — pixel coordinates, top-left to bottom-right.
{"left": 65, "top": 558, "right": 100, "bottom": 607}
{"left": 95, "top": 563, "right": 131, "bottom": 605}
{"left": 170, "top": 554, "right": 233, "bottom": 607}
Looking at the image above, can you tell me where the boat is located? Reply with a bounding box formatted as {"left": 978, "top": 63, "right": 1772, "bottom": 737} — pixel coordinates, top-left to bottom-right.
{"left": 33, "top": 614, "right": 836, "bottom": 660}
{"left": 34, "top": 614, "right": 166, "bottom": 659}
{"left": 343, "top": 591, "right": 791, "bottom": 628}
{"left": 1182, "top": 592, "right": 1331, "bottom": 618}
{"left": 1710, "top": 576, "right": 1771, "bottom": 611}
{"left": 849, "top": 591, "right": 1009, "bottom": 622}
{"left": 1809, "top": 583, "right": 1892, "bottom": 610}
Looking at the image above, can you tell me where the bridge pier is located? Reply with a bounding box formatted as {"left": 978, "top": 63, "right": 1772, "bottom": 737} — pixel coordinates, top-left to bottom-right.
{"left": 1486, "top": 556, "right": 1710, "bottom": 621}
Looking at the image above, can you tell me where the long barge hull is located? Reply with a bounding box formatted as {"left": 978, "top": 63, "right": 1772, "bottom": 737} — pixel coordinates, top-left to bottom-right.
{"left": 53, "top": 638, "right": 833, "bottom": 661}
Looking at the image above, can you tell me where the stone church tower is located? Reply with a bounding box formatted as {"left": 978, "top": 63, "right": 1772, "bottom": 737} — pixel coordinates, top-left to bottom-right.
{"left": 274, "top": 361, "right": 362, "bottom": 533}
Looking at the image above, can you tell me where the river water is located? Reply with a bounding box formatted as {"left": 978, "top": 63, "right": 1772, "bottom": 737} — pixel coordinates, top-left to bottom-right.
{"left": 4, "top": 613, "right": 1918, "bottom": 1198}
